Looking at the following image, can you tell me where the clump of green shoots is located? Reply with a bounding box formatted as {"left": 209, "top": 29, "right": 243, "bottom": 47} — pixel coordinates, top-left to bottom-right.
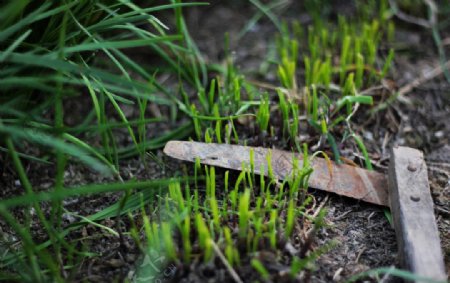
{"left": 183, "top": 70, "right": 250, "bottom": 144}
{"left": 256, "top": 93, "right": 271, "bottom": 135}
{"left": 277, "top": 29, "right": 299, "bottom": 91}
{"left": 274, "top": 0, "right": 396, "bottom": 167}
{"left": 133, "top": 145, "right": 331, "bottom": 281}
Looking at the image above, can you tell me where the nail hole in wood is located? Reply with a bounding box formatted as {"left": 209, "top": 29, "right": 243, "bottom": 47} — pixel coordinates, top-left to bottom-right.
{"left": 407, "top": 163, "right": 417, "bottom": 172}
{"left": 410, "top": 195, "right": 420, "bottom": 202}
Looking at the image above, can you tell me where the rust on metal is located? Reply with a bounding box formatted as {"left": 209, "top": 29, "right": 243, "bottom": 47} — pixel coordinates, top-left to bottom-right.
{"left": 164, "top": 141, "right": 389, "bottom": 206}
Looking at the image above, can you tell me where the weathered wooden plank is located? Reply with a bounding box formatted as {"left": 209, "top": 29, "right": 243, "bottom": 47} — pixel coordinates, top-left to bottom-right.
{"left": 388, "top": 146, "right": 447, "bottom": 281}
{"left": 164, "top": 141, "right": 389, "bottom": 206}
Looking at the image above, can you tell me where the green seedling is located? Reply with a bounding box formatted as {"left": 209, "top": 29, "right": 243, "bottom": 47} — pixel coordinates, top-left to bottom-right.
{"left": 251, "top": 259, "right": 270, "bottom": 280}
{"left": 210, "top": 197, "right": 220, "bottom": 229}
{"left": 340, "top": 35, "right": 351, "bottom": 84}
{"left": 285, "top": 199, "right": 296, "bottom": 238}
{"left": 266, "top": 149, "right": 275, "bottom": 180}
{"left": 181, "top": 217, "right": 192, "bottom": 263}
{"left": 343, "top": 73, "right": 356, "bottom": 115}
{"left": 269, "top": 210, "right": 278, "bottom": 249}
{"left": 355, "top": 53, "right": 364, "bottom": 89}
{"left": 351, "top": 133, "right": 373, "bottom": 170}
{"left": 196, "top": 213, "right": 213, "bottom": 262}
{"left": 213, "top": 104, "right": 223, "bottom": 143}
{"left": 238, "top": 189, "right": 251, "bottom": 239}
{"left": 311, "top": 85, "right": 319, "bottom": 123}
{"left": 224, "top": 227, "right": 240, "bottom": 266}
{"left": 289, "top": 103, "right": 299, "bottom": 146}
{"left": 256, "top": 93, "right": 271, "bottom": 133}
{"left": 161, "top": 222, "right": 177, "bottom": 260}
{"left": 276, "top": 30, "right": 298, "bottom": 90}
{"left": 191, "top": 104, "right": 202, "bottom": 140}
{"left": 277, "top": 89, "right": 290, "bottom": 137}
{"left": 381, "top": 49, "right": 395, "bottom": 78}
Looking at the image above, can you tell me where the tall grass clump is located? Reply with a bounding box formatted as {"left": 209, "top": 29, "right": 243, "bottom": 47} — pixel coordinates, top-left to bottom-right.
{"left": 0, "top": 1, "right": 206, "bottom": 281}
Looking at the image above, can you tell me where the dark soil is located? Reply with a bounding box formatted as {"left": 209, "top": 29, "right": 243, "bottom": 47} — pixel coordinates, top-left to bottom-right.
{"left": 182, "top": 2, "right": 449, "bottom": 282}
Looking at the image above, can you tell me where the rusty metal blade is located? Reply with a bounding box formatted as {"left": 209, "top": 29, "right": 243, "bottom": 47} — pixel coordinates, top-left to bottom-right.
{"left": 164, "top": 141, "right": 389, "bottom": 206}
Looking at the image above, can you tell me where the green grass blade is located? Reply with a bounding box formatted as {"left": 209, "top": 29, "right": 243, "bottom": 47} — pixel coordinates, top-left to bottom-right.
{"left": 0, "top": 179, "right": 181, "bottom": 209}
{"left": 0, "top": 125, "right": 112, "bottom": 175}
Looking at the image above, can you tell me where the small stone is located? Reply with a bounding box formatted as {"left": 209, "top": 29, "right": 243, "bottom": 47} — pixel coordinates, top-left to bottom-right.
{"left": 363, "top": 132, "right": 374, "bottom": 141}
{"left": 107, "top": 258, "right": 125, "bottom": 268}
{"left": 434, "top": 131, "right": 444, "bottom": 138}
{"left": 62, "top": 213, "right": 76, "bottom": 224}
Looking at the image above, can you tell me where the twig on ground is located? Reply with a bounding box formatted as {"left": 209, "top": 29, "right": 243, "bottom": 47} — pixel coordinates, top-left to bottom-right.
{"left": 247, "top": 79, "right": 279, "bottom": 91}
{"left": 210, "top": 239, "right": 244, "bottom": 283}
{"left": 389, "top": 0, "right": 450, "bottom": 84}
{"left": 355, "top": 247, "right": 366, "bottom": 264}
{"left": 352, "top": 152, "right": 388, "bottom": 170}
{"left": 388, "top": 0, "right": 431, "bottom": 28}
{"left": 442, "top": 37, "right": 450, "bottom": 46}
{"left": 397, "top": 59, "right": 450, "bottom": 98}
{"left": 332, "top": 267, "right": 344, "bottom": 281}
{"left": 423, "top": 0, "right": 437, "bottom": 26}
{"left": 359, "top": 85, "right": 387, "bottom": 96}
{"left": 435, "top": 206, "right": 450, "bottom": 217}
{"left": 300, "top": 195, "right": 329, "bottom": 258}
{"left": 311, "top": 195, "right": 329, "bottom": 219}
{"left": 333, "top": 209, "right": 353, "bottom": 221}
{"left": 379, "top": 265, "right": 396, "bottom": 283}
{"left": 427, "top": 165, "right": 450, "bottom": 177}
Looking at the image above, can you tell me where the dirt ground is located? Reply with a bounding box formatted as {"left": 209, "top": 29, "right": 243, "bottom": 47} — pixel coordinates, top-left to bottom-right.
{"left": 0, "top": 1, "right": 449, "bottom": 282}
{"left": 183, "top": 2, "right": 449, "bottom": 282}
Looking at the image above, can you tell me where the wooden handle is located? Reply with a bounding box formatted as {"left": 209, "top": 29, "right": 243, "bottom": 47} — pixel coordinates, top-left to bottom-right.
{"left": 388, "top": 146, "right": 447, "bottom": 281}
